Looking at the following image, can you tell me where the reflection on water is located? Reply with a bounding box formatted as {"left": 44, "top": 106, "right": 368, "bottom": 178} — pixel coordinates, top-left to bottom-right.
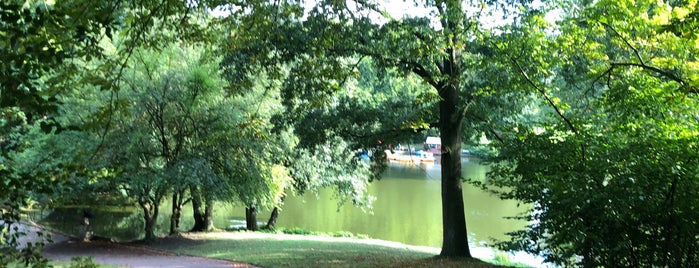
{"left": 40, "top": 157, "right": 536, "bottom": 263}
{"left": 268, "top": 157, "right": 529, "bottom": 248}
{"left": 40, "top": 206, "right": 143, "bottom": 241}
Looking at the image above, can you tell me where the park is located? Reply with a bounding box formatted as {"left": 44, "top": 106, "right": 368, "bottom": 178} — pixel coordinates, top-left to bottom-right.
{"left": 2, "top": 0, "right": 698, "bottom": 267}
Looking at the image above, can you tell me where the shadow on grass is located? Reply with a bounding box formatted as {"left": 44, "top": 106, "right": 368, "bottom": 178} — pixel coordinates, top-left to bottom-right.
{"left": 144, "top": 232, "right": 514, "bottom": 268}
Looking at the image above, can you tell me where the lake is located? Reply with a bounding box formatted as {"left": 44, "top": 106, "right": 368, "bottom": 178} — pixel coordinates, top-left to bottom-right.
{"left": 263, "top": 157, "right": 529, "bottom": 248}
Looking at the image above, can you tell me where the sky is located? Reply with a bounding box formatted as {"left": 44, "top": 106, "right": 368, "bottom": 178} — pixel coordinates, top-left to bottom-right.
{"left": 211, "top": 0, "right": 561, "bottom": 31}
{"left": 317, "top": 0, "right": 559, "bottom": 29}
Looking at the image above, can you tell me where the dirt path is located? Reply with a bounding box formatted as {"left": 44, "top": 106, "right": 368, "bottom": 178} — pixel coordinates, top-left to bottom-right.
{"left": 15, "top": 222, "right": 256, "bottom": 267}
{"left": 43, "top": 240, "right": 255, "bottom": 267}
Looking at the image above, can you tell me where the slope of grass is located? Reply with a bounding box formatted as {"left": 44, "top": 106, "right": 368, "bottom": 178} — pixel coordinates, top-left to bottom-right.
{"left": 147, "top": 231, "right": 515, "bottom": 268}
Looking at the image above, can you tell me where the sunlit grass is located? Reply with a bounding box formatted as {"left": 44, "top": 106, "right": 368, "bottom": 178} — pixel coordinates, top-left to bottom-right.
{"left": 149, "top": 231, "right": 518, "bottom": 268}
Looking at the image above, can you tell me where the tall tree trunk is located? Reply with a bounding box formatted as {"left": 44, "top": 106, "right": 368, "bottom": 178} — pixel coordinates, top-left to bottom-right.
{"left": 190, "top": 185, "right": 206, "bottom": 232}
{"left": 438, "top": 81, "right": 471, "bottom": 258}
{"left": 203, "top": 196, "right": 215, "bottom": 231}
{"left": 245, "top": 206, "right": 258, "bottom": 231}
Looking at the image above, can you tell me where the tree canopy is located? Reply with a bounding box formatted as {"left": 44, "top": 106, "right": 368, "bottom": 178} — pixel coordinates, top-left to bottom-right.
{"left": 3, "top": 0, "right": 699, "bottom": 266}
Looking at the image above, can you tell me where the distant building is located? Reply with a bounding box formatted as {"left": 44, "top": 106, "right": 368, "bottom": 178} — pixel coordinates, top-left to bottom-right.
{"left": 425, "top": 136, "right": 441, "bottom": 155}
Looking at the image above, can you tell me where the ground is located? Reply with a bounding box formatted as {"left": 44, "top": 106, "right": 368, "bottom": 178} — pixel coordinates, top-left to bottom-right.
{"left": 16, "top": 222, "right": 256, "bottom": 267}
{"left": 15, "top": 222, "right": 519, "bottom": 268}
{"left": 43, "top": 239, "right": 255, "bottom": 267}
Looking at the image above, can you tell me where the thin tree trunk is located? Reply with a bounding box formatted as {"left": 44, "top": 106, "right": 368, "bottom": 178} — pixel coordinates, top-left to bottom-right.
{"left": 190, "top": 185, "right": 206, "bottom": 232}
{"left": 204, "top": 196, "right": 214, "bottom": 231}
{"left": 169, "top": 191, "right": 182, "bottom": 235}
{"left": 245, "top": 206, "right": 258, "bottom": 231}
{"left": 81, "top": 209, "right": 93, "bottom": 241}
{"left": 582, "top": 236, "right": 594, "bottom": 268}
{"left": 438, "top": 81, "right": 471, "bottom": 258}
{"left": 266, "top": 196, "right": 284, "bottom": 230}
{"left": 265, "top": 207, "right": 280, "bottom": 230}
{"left": 140, "top": 200, "right": 159, "bottom": 241}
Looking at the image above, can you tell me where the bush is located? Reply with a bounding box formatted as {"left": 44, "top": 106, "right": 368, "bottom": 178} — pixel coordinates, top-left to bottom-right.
{"left": 490, "top": 131, "right": 699, "bottom": 267}
{"left": 69, "top": 256, "right": 98, "bottom": 268}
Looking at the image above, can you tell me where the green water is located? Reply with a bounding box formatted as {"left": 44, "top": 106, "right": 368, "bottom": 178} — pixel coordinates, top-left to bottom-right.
{"left": 40, "top": 157, "right": 528, "bottom": 249}
{"left": 265, "top": 159, "right": 528, "bottom": 248}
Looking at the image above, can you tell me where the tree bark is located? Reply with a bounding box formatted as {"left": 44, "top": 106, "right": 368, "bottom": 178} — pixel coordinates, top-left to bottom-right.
{"left": 169, "top": 191, "right": 182, "bottom": 235}
{"left": 245, "top": 206, "right": 258, "bottom": 231}
{"left": 204, "top": 196, "right": 215, "bottom": 231}
{"left": 438, "top": 81, "right": 471, "bottom": 258}
{"left": 140, "top": 200, "right": 159, "bottom": 241}
{"left": 265, "top": 207, "right": 280, "bottom": 230}
{"left": 265, "top": 196, "right": 284, "bottom": 230}
{"left": 190, "top": 185, "right": 206, "bottom": 232}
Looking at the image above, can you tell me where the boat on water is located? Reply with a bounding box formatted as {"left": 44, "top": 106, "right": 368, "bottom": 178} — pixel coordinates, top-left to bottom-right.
{"left": 385, "top": 149, "right": 436, "bottom": 163}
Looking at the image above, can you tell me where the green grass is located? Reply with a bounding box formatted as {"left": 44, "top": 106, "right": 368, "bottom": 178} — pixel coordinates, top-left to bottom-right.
{"left": 149, "top": 231, "right": 518, "bottom": 268}
{"left": 487, "top": 251, "right": 532, "bottom": 268}
{"left": 269, "top": 226, "right": 369, "bottom": 239}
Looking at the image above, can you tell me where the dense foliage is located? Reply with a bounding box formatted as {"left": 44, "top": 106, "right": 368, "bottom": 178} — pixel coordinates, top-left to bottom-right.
{"left": 218, "top": 0, "right": 539, "bottom": 257}
{"left": 3, "top": 0, "right": 698, "bottom": 266}
{"left": 1, "top": 0, "right": 123, "bottom": 263}
{"left": 484, "top": 0, "right": 699, "bottom": 266}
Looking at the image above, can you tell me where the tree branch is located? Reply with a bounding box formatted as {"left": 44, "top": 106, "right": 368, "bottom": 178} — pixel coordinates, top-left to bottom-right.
{"left": 400, "top": 59, "right": 440, "bottom": 89}
{"left": 345, "top": 42, "right": 441, "bottom": 90}
{"left": 507, "top": 51, "right": 591, "bottom": 163}
{"left": 353, "top": 0, "right": 392, "bottom": 21}
{"left": 511, "top": 58, "right": 578, "bottom": 134}
{"left": 599, "top": 21, "right": 645, "bottom": 65}
{"left": 610, "top": 62, "right": 689, "bottom": 88}
{"left": 596, "top": 21, "right": 696, "bottom": 94}
{"left": 464, "top": 111, "right": 504, "bottom": 143}
{"left": 435, "top": 0, "right": 448, "bottom": 31}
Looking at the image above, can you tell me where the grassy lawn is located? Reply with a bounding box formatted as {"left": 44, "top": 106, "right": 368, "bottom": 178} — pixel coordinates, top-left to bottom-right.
{"left": 148, "top": 231, "right": 517, "bottom": 268}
